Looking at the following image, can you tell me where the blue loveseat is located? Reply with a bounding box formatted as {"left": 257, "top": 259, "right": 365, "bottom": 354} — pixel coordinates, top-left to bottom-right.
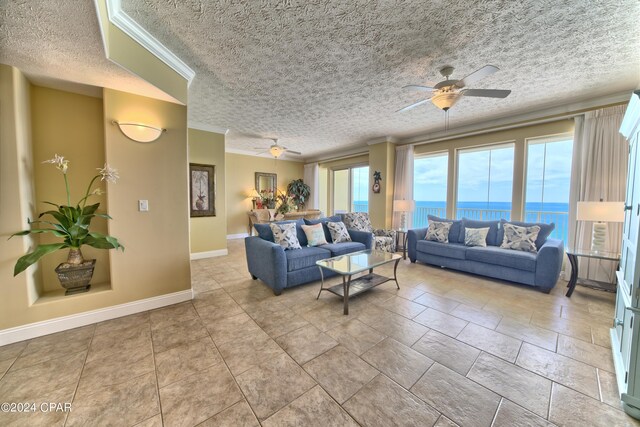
{"left": 245, "top": 217, "right": 373, "bottom": 295}
{"left": 407, "top": 217, "right": 564, "bottom": 293}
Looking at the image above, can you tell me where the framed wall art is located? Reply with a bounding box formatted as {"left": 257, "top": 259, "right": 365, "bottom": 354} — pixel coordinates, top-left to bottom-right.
{"left": 189, "top": 163, "right": 216, "bottom": 217}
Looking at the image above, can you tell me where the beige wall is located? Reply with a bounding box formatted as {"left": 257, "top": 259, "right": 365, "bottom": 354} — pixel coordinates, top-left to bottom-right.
{"left": 226, "top": 153, "right": 304, "bottom": 235}
{"left": 368, "top": 142, "right": 395, "bottom": 229}
{"left": 30, "top": 86, "right": 111, "bottom": 291}
{"left": 188, "top": 128, "right": 227, "bottom": 254}
{"left": 413, "top": 119, "right": 575, "bottom": 220}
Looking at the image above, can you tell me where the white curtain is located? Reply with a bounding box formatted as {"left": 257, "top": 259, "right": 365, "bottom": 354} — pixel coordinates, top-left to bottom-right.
{"left": 393, "top": 145, "right": 415, "bottom": 229}
{"left": 303, "top": 162, "right": 319, "bottom": 209}
{"left": 567, "top": 105, "right": 628, "bottom": 282}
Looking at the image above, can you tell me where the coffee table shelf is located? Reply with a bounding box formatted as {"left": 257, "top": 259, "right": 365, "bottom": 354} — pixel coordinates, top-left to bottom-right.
{"left": 323, "top": 273, "right": 390, "bottom": 298}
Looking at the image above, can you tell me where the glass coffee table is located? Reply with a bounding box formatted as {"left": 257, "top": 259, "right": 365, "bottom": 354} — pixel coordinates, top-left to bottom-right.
{"left": 316, "top": 249, "right": 402, "bottom": 315}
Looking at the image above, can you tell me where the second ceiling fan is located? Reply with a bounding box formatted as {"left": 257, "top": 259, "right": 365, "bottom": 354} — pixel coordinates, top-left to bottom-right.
{"left": 398, "top": 65, "right": 511, "bottom": 113}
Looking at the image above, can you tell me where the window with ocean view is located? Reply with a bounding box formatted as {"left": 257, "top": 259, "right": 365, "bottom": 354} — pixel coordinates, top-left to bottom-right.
{"left": 456, "top": 144, "right": 515, "bottom": 221}
{"left": 524, "top": 135, "right": 573, "bottom": 243}
{"left": 413, "top": 153, "right": 448, "bottom": 227}
{"left": 332, "top": 166, "right": 368, "bottom": 214}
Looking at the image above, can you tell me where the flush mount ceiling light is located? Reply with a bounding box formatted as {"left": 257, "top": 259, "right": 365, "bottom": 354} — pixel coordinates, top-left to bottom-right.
{"left": 112, "top": 121, "right": 166, "bottom": 143}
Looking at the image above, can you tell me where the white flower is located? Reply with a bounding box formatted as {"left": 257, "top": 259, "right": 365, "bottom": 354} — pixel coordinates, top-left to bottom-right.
{"left": 43, "top": 154, "right": 69, "bottom": 173}
{"left": 91, "top": 188, "right": 105, "bottom": 196}
{"left": 98, "top": 163, "right": 119, "bottom": 184}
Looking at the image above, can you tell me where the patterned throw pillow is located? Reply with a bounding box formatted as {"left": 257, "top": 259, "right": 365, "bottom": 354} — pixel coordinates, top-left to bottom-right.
{"left": 301, "top": 223, "right": 328, "bottom": 247}
{"left": 341, "top": 212, "right": 373, "bottom": 233}
{"left": 270, "top": 223, "right": 302, "bottom": 250}
{"left": 425, "top": 220, "right": 453, "bottom": 243}
{"left": 500, "top": 223, "right": 541, "bottom": 253}
{"left": 464, "top": 227, "right": 490, "bottom": 247}
{"left": 326, "top": 221, "right": 352, "bottom": 243}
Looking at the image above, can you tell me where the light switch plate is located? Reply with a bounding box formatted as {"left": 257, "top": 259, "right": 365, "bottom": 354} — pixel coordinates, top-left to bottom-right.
{"left": 138, "top": 200, "right": 149, "bottom": 212}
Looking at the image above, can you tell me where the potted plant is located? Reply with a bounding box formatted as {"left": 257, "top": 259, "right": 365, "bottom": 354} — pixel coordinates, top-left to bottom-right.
{"left": 277, "top": 192, "right": 296, "bottom": 215}
{"left": 11, "top": 154, "right": 124, "bottom": 295}
{"left": 287, "top": 179, "right": 311, "bottom": 210}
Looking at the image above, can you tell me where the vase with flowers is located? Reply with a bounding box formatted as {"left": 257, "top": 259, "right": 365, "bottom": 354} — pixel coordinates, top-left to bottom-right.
{"left": 11, "top": 154, "right": 125, "bottom": 295}
{"left": 259, "top": 189, "right": 276, "bottom": 209}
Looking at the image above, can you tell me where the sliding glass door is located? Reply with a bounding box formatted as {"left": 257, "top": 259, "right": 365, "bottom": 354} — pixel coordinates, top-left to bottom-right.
{"left": 332, "top": 166, "right": 369, "bottom": 214}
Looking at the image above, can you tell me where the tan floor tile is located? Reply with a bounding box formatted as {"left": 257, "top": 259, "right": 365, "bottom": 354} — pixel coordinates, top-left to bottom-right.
{"left": 251, "top": 308, "right": 310, "bottom": 338}
{"left": 301, "top": 302, "right": 352, "bottom": 331}
{"left": 374, "top": 295, "right": 427, "bottom": 319}
{"left": 236, "top": 353, "right": 317, "bottom": 420}
{"left": 0, "top": 341, "right": 27, "bottom": 363}
{"left": 357, "top": 305, "right": 429, "bottom": 347}
{"left": 67, "top": 372, "right": 159, "bottom": 427}
{"left": 381, "top": 283, "right": 425, "bottom": 301}
{"left": 327, "top": 319, "right": 385, "bottom": 355}
{"left": 411, "top": 363, "right": 500, "bottom": 427}
{"left": 159, "top": 364, "right": 242, "bottom": 427}
{"left": 592, "top": 324, "right": 613, "bottom": 349}
{"left": 549, "top": 383, "right": 639, "bottom": 427}
{"left": 516, "top": 342, "right": 600, "bottom": 399}
{"left": 362, "top": 338, "right": 434, "bottom": 389}
{"left": 598, "top": 369, "right": 623, "bottom": 410}
{"left": 450, "top": 304, "right": 502, "bottom": 329}
{"left": 11, "top": 336, "right": 91, "bottom": 371}
{"left": 492, "top": 398, "right": 554, "bottom": 427}
{"left": 467, "top": 352, "right": 551, "bottom": 418}
{"left": 275, "top": 324, "right": 338, "bottom": 364}
{"left": 482, "top": 302, "right": 533, "bottom": 324}
{"left": 442, "top": 288, "right": 490, "bottom": 308}
{"left": 495, "top": 317, "right": 558, "bottom": 351}
{"left": 0, "top": 351, "right": 85, "bottom": 401}
{"left": 456, "top": 323, "right": 522, "bottom": 363}
{"left": 25, "top": 325, "right": 94, "bottom": 353}
{"left": 413, "top": 308, "right": 468, "bottom": 337}
{"left": 155, "top": 337, "right": 223, "bottom": 388}
{"left": 557, "top": 334, "right": 615, "bottom": 373}
{"left": 149, "top": 302, "right": 199, "bottom": 330}
{"left": 134, "top": 414, "right": 163, "bottom": 427}
{"left": 151, "top": 317, "right": 209, "bottom": 353}
{"left": 344, "top": 374, "right": 440, "bottom": 427}
{"left": 530, "top": 312, "right": 592, "bottom": 342}
{"left": 217, "top": 329, "right": 285, "bottom": 376}
{"left": 433, "top": 415, "right": 459, "bottom": 427}
{"left": 0, "top": 358, "right": 13, "bottom": 380}
{"left": 413, "top": 292, "right": 461, "bottom": 313}
{"left": 0, "top": 382, "right": 75, "bottom": 427}
{"left": 561, "top": 304, "right": 612, "bottom": 325}
{"left": 198, "top": 400, "right": 259, "bottom": 427}
{"left": 87, "top": 322, "right": 152, "bottom": 363}
{"left": 196, "top": 300, "right": 245, "bottom": 322}
{"left": 76, "top": 342, "right": 154, "bottom": 398}
{"left": 411, "top": 329, "right": 480, "bottom": 375}
{"left": 203, "top": 312, "right": 262, "bottom": 345}
{"left": 263, "top": 385, "right": 357, "bottom": 427}
{"left": 303, "top": 346, "right": 378, "bottom": 404}
{"left": 95, "top": 312, "right": 150, "bottom": 336}
{"left": 193, "top": 289, "right": 236, "bottom": 310}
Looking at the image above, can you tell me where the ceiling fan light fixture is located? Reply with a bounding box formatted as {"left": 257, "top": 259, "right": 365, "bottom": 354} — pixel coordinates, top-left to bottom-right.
{"left": 269, "top": 145, "right": 285, "bottom": 158}
{"left": 431, "top": 91, "right": 460, "bottom": 111}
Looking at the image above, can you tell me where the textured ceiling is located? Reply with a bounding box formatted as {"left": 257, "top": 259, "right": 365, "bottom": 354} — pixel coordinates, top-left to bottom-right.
{"left": 1, "top": 1, "right": 639, "bottom": 159}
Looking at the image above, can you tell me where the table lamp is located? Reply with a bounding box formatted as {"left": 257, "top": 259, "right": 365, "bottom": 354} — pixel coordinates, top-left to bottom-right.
{"left": 393, "top": 199, "right": 416, "bottom": 231}
{"left": 576, "top": 201, "right": 624, "bottom": 252}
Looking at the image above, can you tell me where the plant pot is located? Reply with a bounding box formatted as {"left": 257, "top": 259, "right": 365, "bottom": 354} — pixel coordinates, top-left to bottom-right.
{"left": 55, "top": 259, "right": 96, "bottom": 295}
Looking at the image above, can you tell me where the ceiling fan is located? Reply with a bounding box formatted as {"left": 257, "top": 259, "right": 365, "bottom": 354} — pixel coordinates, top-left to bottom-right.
{"left": 398, "top": 65, "right": 511, "bottom": 113}
{"left": 254, "top": 138, "right": 302, "bottom": 159}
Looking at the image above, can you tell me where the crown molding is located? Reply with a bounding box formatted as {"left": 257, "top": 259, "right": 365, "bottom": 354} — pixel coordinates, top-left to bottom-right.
{"left": 366, "top": 136, "right": 399, "bottom": 146}
{"left": 189, "top": 121, "right": 229, "bottom": 135}
{"left": 105, "top": 0, "right": 195, "bottom": 86}
{"left": 225, "top": 147, "right": 305, "bottom": 162}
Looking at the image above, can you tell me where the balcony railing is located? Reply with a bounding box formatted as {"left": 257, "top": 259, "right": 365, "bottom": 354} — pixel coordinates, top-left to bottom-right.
{"left": 352, "top": 202, "right": 368, "bottom": 213}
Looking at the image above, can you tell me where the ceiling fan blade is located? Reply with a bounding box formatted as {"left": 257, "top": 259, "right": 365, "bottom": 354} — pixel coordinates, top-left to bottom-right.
{"left": 286, "top": 150, "right": 302, "bottom": 155}
{"left": 253, "top": 146, "right": 268, "bottom": 150}
{"left": 456, "top": 65, "right": 499, "bottom": 88}
{"left": 396, "top": 99, "right": 430, "bottom": 113}
{"left": 462, "top": 89, "right": 511, "bottom": 98}
{"left": 402, "top": 85, "right": 434, "bottom": 92}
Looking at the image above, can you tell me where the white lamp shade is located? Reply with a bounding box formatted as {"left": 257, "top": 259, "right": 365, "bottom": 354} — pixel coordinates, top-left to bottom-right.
{"left": 393, "top": 199, "right": 416, "bottom": 212}
{"left": 114, "top": 121, "right": 165, "bottom": 143}
{"left": 576, "top": 201, "right": 624, "bottom": 222}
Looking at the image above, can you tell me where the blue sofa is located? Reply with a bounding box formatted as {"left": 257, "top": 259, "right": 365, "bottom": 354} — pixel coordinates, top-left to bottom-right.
{"left": 407, "top": 217, "right": 564, "bottom": 293}
{"left": 245, "top": 217, "right": 373, "bottom": 295}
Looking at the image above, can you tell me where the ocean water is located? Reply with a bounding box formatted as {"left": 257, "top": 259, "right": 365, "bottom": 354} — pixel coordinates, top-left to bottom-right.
{"left": 352, "top": 200, "right": 570, "bottom": 242}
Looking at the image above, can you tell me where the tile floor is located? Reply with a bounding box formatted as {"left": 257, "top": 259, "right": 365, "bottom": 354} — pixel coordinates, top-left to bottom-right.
{"left": 1, "top": 238, "right": 639, "bottom": 426}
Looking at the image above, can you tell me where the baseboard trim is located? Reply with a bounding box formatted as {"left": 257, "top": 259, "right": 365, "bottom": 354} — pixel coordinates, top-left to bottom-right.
{"left": 190, "top": 249, "right": 228, "bottom": 260}
{"left": 227, "top": 233, "right": 249, "bottom": 240}
{"left": 0, "top": 289, "right": 193, "bottom": 346}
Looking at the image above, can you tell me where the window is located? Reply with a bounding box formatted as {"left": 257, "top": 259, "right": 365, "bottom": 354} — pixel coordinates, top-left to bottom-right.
{"left": 332, "top": 166, "right": 369, "bottom": 214}
{"left": 456, "top": 144, "right": 515, "bottom": 220}
{"left": 524, "top": 135, "right": 573, "bottom": 242}
{"left": 413, "top": 153, "right": 448, "bottom": 227}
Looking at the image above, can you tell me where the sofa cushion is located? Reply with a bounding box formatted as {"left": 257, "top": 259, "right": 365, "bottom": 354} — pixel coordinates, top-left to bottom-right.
{"left": 319, "top": 242, "right": 366, "bottom": 256}
{"left": 500, "top": 223, "right": 540, "bottom": 253}
{"left": 285, "top": 246, "right": 331, "bottom": 272}
{"left": 327, "top": 221, "right": 352, "bottom": 243}
{"left": 428, "top": 215, "right": 462, "bottom": 243}
{"left": 302, "top": 223, "right": 328, "bottom": 246}
{"left": 304, "top": 215, "right": 341, "bottom": 242}
{"left": 270, "top": 222, "right": 302, "bottom": 250}
{"left": 464, "top": 227, "right": 489, "bottom": 247}
{"left": 465, "top": 246, "right": 537, "bottom": 272}
{"left": 255, "top": 219, "right": 308, "bottom": 246}
{"left": 498, "top": 219, "right": 555, "bottom": 249}
{"left": 425, "top": 220, "right": 453, "bottom": 243}
{"left": 459, "top": 218, "right": 500, "bottom": 246}
{"left": 416, "top": 240, "right": 467, "bottom": 260}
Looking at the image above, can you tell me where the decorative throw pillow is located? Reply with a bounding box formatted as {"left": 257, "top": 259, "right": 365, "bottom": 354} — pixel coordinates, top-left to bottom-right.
{"left": 302, "top": 223, "right": 328, "bottom": 247}
{"left": 341, "top": 212, "right": 373, "bottom": 232}
{"left": 326, "top": 221, "right": 352, "bottom": 243}
{"left": 270, "top": 223, "right": 302, "bottom": 250}
{"left": 500, "top": 223, "right": 541, "bottom": 253}
{"left": 464, "top": 227, "right": 490, "bottom": 247}
{"left": 425, "top": 220, "right": 453, "bottom": 243}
